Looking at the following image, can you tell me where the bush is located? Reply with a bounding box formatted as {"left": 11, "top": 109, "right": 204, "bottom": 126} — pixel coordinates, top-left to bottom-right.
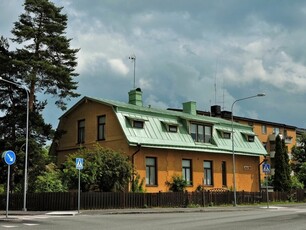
{"left": 166, "top": 175, "right": 187, "bottom": 192}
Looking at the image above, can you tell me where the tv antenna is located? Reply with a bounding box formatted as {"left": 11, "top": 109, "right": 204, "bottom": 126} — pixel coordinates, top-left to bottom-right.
{"left": 129, "top": 54, "right": 136, "bottom": 88}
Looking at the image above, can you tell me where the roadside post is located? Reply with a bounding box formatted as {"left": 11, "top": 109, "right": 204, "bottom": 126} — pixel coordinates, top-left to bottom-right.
{"left": 262, "top": 162, "right": 271, "bottom": 208}
{"left": 76, "top": 158, "right": 84, "bottom": 214}
{"left": 2, "top": 150, "right": 16, "bottom": 218}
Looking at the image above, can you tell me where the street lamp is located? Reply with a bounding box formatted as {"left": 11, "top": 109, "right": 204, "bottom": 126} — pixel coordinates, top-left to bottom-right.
{"left": 0, "top": 77, "right": 29, "bottom": 211}
{"left": 231, "top": 93, "right": 265, "bottom": 206}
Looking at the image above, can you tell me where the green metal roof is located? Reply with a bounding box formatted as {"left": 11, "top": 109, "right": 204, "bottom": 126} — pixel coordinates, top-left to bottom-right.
{"left": 71, "top": 96, "right": 267, "bottom": 156}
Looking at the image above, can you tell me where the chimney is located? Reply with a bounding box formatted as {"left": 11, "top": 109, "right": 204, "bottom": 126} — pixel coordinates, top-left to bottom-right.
{"left": 211, "top": 105, "right": 221, "bottom": 117}
{"left": 128, "top": 88, "right": 143, "bottom": 106}
{"left": 183, "top": 101, "right": 196, "bottom": 115}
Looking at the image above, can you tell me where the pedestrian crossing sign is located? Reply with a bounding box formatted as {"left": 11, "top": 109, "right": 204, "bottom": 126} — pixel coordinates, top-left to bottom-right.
{"left": 262, "top": 163, "right": 270, "bottom": 174}
{"left": 76, "top": 158, "right": 84, "bottom": 170}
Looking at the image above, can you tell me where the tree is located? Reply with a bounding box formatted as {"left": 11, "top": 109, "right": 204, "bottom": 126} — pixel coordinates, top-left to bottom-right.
{"left": 62, "top": 145, "right": 133, "bottom": 192}
{"left": 11, "top": 0, "right": 80, "bottom": 112}
{"left": 297, "top": 162, "right": 306, "bottom": 187}
{"left": 273, "top": 135, "right": 291, "bottom": 192}
{"left": 291, "top": 133, "right": 306, "bottom": 171}
{"left": 32, "top": 163, "right": 68, "bottom": 192}
{"left": 0, "top": 0, "right": 79, "bottom": 193}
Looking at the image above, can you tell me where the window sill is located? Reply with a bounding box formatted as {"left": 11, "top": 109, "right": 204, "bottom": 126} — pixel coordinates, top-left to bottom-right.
{"left": 146, "top": 185, "right": 158, "bottom": 187}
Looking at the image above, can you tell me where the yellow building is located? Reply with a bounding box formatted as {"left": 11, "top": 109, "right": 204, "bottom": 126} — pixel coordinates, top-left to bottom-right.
{"left": 53, "top": 89, "right": 267, "bottom": 192}
{"left": 203, "top": 105, "right": 297, "bottom": 179}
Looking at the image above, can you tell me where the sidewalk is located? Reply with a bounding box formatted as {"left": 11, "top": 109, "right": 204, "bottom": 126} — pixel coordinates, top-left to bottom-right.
{"left": 1, "top": 203, "right": 305, "bottom": 217}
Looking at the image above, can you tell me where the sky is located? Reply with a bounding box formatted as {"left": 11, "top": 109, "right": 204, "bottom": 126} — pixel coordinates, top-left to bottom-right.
{"left": 1, "top": 0, "right": 306, "bottom": 129}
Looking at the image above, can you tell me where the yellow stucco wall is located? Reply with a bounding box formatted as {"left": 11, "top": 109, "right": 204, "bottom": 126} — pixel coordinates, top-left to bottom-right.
{"left": 133, "top": 148, "right": 260, "bottom": 192}
{"left": 56, "top": 100, "right": 129, "bottom": 163}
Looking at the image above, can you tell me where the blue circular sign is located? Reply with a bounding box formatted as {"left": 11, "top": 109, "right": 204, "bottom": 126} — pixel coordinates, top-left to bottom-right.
{"left": 3, "top": 150, "right": 16, "bottom": 165}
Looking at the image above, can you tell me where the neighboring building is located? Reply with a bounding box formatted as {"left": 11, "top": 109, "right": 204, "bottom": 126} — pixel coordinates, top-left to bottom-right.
{"left": 53, "top": 89, "right": 267, "bottom": 192}
{"left": 186, "top": 105, "right": 297, "bottom": 177}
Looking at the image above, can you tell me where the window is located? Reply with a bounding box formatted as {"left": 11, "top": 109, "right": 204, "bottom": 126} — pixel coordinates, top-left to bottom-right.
{"left": 261, "top": 125, "right": 267, "bottom": 134}
{"left": 222, "top": 161, "right": 227, "bottom": 186}
{"left": 97, "top": 115, "right": 106, "bottom": 140}
{"left": 190, "top": 123, "right": 212, "bottom": 143}
{"left": 273, "top": 127, "right": 280, "bottom": 135}
{"left": 168, "top": 125, "right": 178, "bottom": 133}
{"left": 146, "top": 157, "right": 157, "bottom": 185}
{"left": 223, "top": 132, "right": 231, "bottom": 139}
{"left": 77, "top": 119, "right": 85, "bottom": 144}
{"left": 204, "top": 161, "right": 213, "bottom": 186}
{"left": 133, "top": 120, "right": 144, "bottom": 128}
{"left": 247, "top": 135, "right": 255, "bottom": 142}
{"left": 182, "top": 159, "right": 192, "bottom": 185}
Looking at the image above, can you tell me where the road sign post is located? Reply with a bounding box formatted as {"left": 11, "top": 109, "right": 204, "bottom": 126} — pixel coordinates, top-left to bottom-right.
{"left": 262, "top": 163, "right": 271, "bottom": 209}
{"left": 76, "top": 158, "right": 84, "bottom": 214}
{"left": 2, "top": 150, "right": 16, "bottom": 218}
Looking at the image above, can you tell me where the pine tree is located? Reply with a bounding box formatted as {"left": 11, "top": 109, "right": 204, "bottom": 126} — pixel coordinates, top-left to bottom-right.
{"left": 11, "top": 0, "right": 80, "bottom": 112}
{"left": 0, "top": 0, "right": 79, "bottom": 192}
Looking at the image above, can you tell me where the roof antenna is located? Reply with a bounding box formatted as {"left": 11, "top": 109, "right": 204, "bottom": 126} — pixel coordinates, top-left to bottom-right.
{"left": 214, "top": 59, "right": 218, "bottom": 105}
{"left": 129, "top": 54, "right": 136, "bottom": 89}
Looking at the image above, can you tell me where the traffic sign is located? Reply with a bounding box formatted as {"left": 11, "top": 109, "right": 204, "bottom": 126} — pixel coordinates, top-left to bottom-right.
{"left": 262, "top": 163, "right": 271, "bottom": 174}
{"left": 2, "top": 150, "right": 16, "bottom": 165}
{"left": 76, "top": 158, "right": 84, "bottom": 170}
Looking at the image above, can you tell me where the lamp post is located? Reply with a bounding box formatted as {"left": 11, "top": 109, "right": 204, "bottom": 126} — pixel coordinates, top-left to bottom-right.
{"left": 231, "top": 93, "right": 265, "bottom": 206}
{"left": 0, "top": 77, "right": 29, "bottom": 211}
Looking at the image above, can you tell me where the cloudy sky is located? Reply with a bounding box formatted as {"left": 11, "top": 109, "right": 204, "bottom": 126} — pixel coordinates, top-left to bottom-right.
{"left": 1, "top": 0, "right": 306, "bottom": 129}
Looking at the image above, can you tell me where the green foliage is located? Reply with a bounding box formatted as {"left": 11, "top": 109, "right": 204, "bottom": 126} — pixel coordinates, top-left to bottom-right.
{"left": 291, "top": 175, "right": 304, "bottom": 190}
{"left": 0, "top": 0, "right": 78, "bottom": 193}
{"left": 62, "top": 144, "right": 133, "bottom": 192}
{"left": 273, "top": 135, "right": 291, "bottom": 192}
{"left": 166, "top": 175, "right": 187, "bottom": 192}
{"left": 291, "top": 133, "right": 306, "bottom": 188}
{"left": 32, "top": 163, "right": 68, "bottom": 192}
{"left": 296, "top": 162, "right": 306, "bottom": 188}
{"left": 131, "top": 173, "right": 145, "bottom": 193}
{"left": 12, "top": 0, "right": 80, "bottom": 111}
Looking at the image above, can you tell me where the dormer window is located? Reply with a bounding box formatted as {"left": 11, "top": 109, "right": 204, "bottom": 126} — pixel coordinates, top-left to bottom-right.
{"left": 168, "top": 125, "right": 178, "bottom": 133}
{"left": 223, "top": 132, "right": 231, "bottom": 139}
{"left": 217, "top": 129, "right": 231, "bottom": 139}
{"left": 161, "top": 120, "right": 179, "bottom": 133}
{"left": 190, "top": 123, "right": 212, "bottom": 143}
{"left": 242, "top": 132, "right": 255, "bottom": 142}
{"left": 247, "top": 135, "right": 255, "bottom": 142}
{"left": 133, "top": 120, "right": 144, "bottom": 129}
{"left": 125, "top": 115, "right": 146, "bottom": 129}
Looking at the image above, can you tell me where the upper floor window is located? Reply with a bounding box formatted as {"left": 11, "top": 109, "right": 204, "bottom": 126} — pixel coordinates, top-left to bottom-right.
{"left": 78, "top": 119, "right": 85, "bottom": 144}
{"left": 261, "top": 125, "right": 267, "bottom": 134}
{"left": 190, "top": 123, "right": 212, "bottom": 143}
{"left": 273, "top": 127, "right": 280, "bottom": 135}
{"left": 168, "top": 125, "right": 178, "bottom": 133}
{"left": 247, "top": 135, "right": 255, "bottom": 142}
{"left": 182, "top": 159, "right": 192, "bottom": 185}
{"left": 97, "top": 115, "right": 106, "bottom": 140}
{"left": 133, "top": 120, "right": 144, "bottom": 129}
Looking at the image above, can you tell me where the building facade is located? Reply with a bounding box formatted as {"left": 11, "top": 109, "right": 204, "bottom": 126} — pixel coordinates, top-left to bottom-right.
{"left": 53, "top": 89, "right": 267, "bottom": 192}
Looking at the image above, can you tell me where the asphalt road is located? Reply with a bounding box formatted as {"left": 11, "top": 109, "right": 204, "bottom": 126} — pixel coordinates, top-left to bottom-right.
{"left": 1, "top": 205, "right": 306, "bottom": 229}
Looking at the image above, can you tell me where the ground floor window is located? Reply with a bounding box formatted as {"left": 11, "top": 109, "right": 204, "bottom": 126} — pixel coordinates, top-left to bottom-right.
{"left": 204, "top": 161, "right": 213, "bottom": 186}
{"left": 182, "top": 159, "right": 192, "bottom": 185}
{"left": 222, "top": 161, "right": 227, "bottom": 186}
{"left": 146, "top": 157, "right": 157, "bottom": 185}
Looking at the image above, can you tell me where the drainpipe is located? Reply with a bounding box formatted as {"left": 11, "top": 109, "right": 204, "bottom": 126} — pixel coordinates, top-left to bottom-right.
{"left": 131, "top": 143, "right": 141, "bottom": 192}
